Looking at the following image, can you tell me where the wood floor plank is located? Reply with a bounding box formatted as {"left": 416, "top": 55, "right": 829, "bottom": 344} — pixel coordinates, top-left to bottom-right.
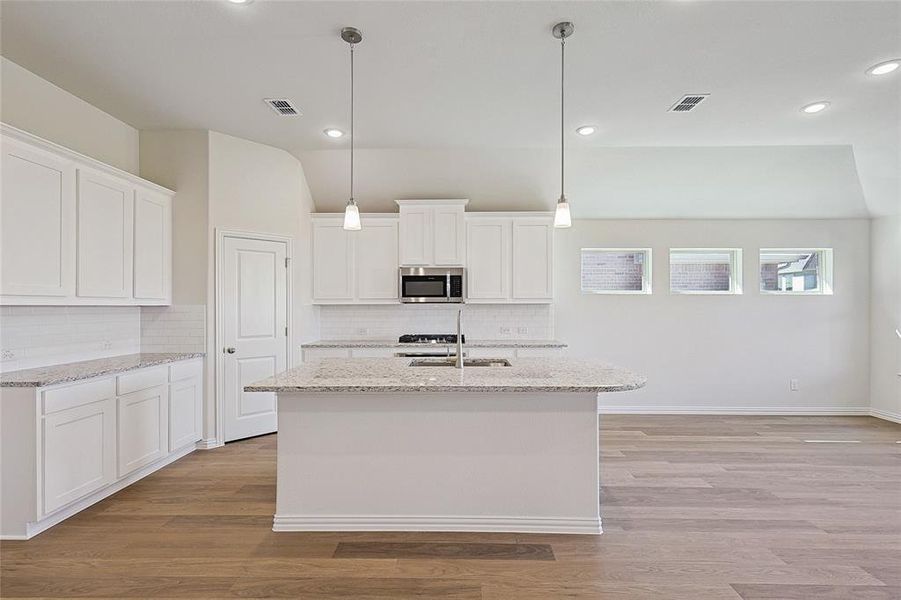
{"left": 333, "top": 541, "right": 555, "bottom": 561}
{"left": 2, "top": 415, "right": 898, "bottom": 599}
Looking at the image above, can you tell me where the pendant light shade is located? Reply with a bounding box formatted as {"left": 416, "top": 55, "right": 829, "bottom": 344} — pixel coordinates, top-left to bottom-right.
{"left": 341, "top": 26, "right": 363, "bottom": 231}
{"left": 554, "top": 197, "right": 571, "bottom": 228}
{"left": 552, "top": 22, "right": 573, "bottom": 229}
{"left": 343, "top": 201, "right": 361, "bottom": 230}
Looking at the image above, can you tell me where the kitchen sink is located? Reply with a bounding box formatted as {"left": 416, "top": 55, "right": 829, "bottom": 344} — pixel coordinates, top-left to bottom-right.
{"left": 409, "top": 358, "right": 512, "bottom": 368}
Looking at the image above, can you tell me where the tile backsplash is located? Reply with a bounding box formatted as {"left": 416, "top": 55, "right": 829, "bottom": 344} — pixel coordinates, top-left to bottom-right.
{"left": 1, "top": 306, "right": 141, "bottom": 373}
{"left": 319, "top": 304, "right": 554, "bottom": 340}
{"left": 140, "top": 305, "right": 206, "bottom": 353}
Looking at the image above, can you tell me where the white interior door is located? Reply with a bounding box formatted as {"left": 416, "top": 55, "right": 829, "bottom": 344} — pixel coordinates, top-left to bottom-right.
{"left": 222, "top": 235, "right": 288, "bottom": 442}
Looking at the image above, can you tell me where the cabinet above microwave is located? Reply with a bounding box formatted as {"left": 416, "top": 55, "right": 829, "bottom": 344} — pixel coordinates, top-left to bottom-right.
{"left": 396, "top": 199, "right": 467, "bottom": 267}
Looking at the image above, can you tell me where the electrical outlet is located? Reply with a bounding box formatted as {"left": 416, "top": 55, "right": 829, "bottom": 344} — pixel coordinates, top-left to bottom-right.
{"left": 517, "top": 327, "right": 529, "bottom": 335}
{"left": 499, "top": 326, "right": 511, "bottom": 335}
{"left": 101, "top": 340, "right": 113, "bottom": 350}
{"left": 356, "top": 327, "right": 368, "bottom": 336}
{"left": 1, "top": 349, "right": 16, "bottom": 360}
{"left": 790, "top": 379, "right": 800, "bottom": 392}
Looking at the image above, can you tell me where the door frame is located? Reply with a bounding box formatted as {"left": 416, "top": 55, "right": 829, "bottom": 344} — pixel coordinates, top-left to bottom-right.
{"left": 214, "top": 229, "right": 293, "bottom": 446}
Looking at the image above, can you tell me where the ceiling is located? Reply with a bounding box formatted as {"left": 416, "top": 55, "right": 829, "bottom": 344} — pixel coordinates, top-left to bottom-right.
{"left": 1, "top": 1, "right": 898, "bottom": 217}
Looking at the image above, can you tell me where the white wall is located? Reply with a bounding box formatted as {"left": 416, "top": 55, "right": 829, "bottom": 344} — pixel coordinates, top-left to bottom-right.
{"left": 869, "top": 216, "right": 901, "bottom": 420}
{"left": 555, "top": 219, "right": 871, "bottom": 413}
{"left": 0, "top": 57, "right": 139, "bottom": 174}
{"left": 208, "top": 131, "right": 318, "bottom": 349}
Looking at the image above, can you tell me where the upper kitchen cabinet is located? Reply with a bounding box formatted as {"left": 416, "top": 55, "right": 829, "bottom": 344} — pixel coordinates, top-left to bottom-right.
{"left": 1, "top": 137, "right": 76, "bottom": 298}
{"left": 466, "top": 213, "right": 554, "bottom": 304}
{"left": 312, "top": 215, "right": 399, "bottom": 304}
{"left": 0, "top": 125, "right": 175, "bottom": 306}
{"left": 133, "top": 189, "right": 172, "bottom": 303}
{"left": 397, "top": 200, "right": 466, "bottom": 266}
{"left": 76, "top": 168, "right": 135, "bottom": 299}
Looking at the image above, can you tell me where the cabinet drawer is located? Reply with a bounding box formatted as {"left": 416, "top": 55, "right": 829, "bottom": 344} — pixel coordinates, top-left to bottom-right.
{"left": 42, "top": 377, "right": 116, "bottom": 415}
{"left": 117, "top": 366, "right": 168, "bottom": 395}
{"left": 169, "top": 359, "right": 202, "bottom": 383}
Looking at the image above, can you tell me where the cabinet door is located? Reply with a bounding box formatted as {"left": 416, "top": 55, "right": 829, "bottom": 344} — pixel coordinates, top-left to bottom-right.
{"left": 398, "top": 205, "right": 432, "bottom": 266}
{"left": 1, "top": 139, "right": 76, "bottom": 297}
{"left": 43, "top": 397, "right": 116, "bottom": 514}
{"left": 313, "top": 220, "right": 354, "bottom": 302}
{"left": 169, "top": 376, "right": 202, "bottom": 452}
{"left": 76, "top": 168, "right": 134, "bottom": 298}
{"left": 133, "top": 188, "right": 171, "bottom": 302}
{"left": 356, "top": 220, "right": 399, "bottom": 301}
{"left": 117, "top": 384, "right": 168, "bottom": 477}
{"left": 466, "top": 219, "right": 510, "bottom": 301}
{"left": 433, "top": 205, "right": 465, "bottom": 266}
{"left": 512, "top": 218, "right": 554, "bottom": 301}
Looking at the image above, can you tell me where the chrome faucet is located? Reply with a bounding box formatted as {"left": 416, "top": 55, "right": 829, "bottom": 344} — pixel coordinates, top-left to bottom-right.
{"left": 455, "top": 308, "right": 464, "bottom": 369}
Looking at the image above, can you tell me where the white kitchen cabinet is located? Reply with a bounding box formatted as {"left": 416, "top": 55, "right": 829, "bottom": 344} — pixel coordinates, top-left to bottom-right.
{"left": 466, "top": 218, "right": 510, "bottom": 301}
{"left": 1, "top": 358, "right": 203, "bottom": 539}
{"left": 76, "top": 168, "right": 135, "bottom": 299}
{"left": 133, "top": 189, "right": 172, "bottom": 303}
{"left": 0, "top": 138, "right": 76, "bottom": 297}
{"left": 313, "top": 219, "right": 355, "bottom": 302}
{"left": 466, "top": 214, "right": 554, "bottom": 304}
{"left": 397, "top": 200, "right": 467, "bottom": 267}
{"left": 117, "top": 384, "right": 168, "bottom": 477}
{"left": 169, "top": 360, "right": 203, "bottom": 452}
{"left": 351, "top": 347, "right": 396, "bottom": 358}
{"left": 432, "top": 205, "right": 466, "bottom": 265}
{"left": 302, "top": 347, "right": 352, "bottom": 362}
{"left": 42, "top": 396, "right": 117, "bottom": 515}
{"left": 512, "top": 218, "right": 554, "bottom": 301}
{"left": 0, "top": 125, "right": 174, "bottom": 306}
{"left": 356, "top": 220, "right": 399, "bottom": 301}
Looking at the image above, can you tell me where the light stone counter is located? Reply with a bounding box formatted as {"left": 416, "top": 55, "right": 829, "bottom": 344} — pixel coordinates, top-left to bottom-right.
{"left": 246, "top": 357, "right": 643, "bottom": 394}
{"left": 1, "top": 353, "right": 205, "bottom": 388}
{"left": 302, "top": 339, "right": 567, "bottom": 349}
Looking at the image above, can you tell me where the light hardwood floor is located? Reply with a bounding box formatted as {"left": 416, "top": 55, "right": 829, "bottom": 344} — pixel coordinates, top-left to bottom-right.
{"left": 2, "top": 415, "right": 899, "bottom": 599}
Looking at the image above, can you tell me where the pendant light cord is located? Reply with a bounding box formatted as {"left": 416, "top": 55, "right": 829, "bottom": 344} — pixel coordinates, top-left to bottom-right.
{"left": 350, "top": 42, "right": 355, "bottom": 204}
{"left": 559, "top": 35, "right": 565, "bottom": 201}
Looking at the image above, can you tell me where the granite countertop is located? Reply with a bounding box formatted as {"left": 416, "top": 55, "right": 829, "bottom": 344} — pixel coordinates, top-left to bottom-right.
{"left": 1, "top": 353, "right": 205, "bottom": 388}
{"left": 245, "top": 357, "right": 644, "bottom": 393}
{"left": 303, "top": 339, "right": 568, "bottom": 349}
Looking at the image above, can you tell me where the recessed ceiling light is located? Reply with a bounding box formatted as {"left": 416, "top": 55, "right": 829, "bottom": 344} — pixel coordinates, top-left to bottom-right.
{"left": 576, "top": 125, "right": 597, "bottom": 136}
{"left": 324, "top": 128, "right": 345, "bottom": 138}
{"left": 800, "top": 101, "right": 830, "bottom": 114}
{"left": 866, "top": 59, "right": 900, "bottom": 76}
{"left": 227, "top": 0, "right": 253, "bottom": 4}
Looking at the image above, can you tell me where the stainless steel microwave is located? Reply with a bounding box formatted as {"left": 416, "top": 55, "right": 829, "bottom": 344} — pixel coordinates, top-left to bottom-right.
{"left": 399, "top": 267, "right": 465, "bottom": 303}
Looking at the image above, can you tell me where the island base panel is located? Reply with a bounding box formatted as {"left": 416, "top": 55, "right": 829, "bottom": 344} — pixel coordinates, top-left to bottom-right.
{"left": 274, "top": 391, "right": 601, "bottom": 534}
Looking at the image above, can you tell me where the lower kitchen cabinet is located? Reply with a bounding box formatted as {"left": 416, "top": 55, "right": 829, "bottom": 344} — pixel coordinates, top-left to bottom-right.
{"left": 169, "top": 375, "right": 203, "bottom": 452}
{"left": 43, "top": 397, "right": 117, "bottom": 514}
{"left": 0, "top": 357, "right": 204, "bottom": 539}
{"left": 117, "top": 384, "right": 168, "bottom": 477}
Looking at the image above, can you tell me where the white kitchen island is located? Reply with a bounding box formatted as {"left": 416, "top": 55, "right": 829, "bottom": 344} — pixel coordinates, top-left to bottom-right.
{"left": 245, "top": 357, "right": 645, "bottom": 535}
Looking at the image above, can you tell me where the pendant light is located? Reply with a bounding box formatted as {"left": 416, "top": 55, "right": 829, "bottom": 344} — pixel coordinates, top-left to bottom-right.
{"left": 552, "top": 22, "right": 573, "bottom": 228}
{"left": 341, "top": 26, "right": 362, "bottom": 231}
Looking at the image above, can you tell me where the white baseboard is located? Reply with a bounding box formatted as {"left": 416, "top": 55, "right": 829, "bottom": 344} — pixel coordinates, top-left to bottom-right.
{"left": 8, "top": 444, "right": 196, "bottom": 540}
{"left": 598, "top": 406, "right": 871, "bottom": 416}
{"left": 196, "top": 438, "right": 224, "bottom": 450}
{"left": 273, "top": 514, "right": 602, "bottom": 535}
{"left": 869, "top": 408, "right": 901, "bottom": 424}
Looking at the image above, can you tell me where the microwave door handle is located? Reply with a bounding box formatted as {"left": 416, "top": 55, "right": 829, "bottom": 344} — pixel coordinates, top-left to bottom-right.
{"left": 446, "top": 273, "right": 451, "bottom": 302}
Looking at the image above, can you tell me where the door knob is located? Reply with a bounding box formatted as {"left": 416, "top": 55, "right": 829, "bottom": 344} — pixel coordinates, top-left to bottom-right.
{"left": 225, "top": 347, "right": 236, "bottom": 354}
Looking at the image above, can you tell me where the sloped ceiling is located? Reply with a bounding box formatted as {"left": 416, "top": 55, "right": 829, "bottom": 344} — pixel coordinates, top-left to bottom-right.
{"left": 1, "top": 0, "right": 898, "bottom": 217}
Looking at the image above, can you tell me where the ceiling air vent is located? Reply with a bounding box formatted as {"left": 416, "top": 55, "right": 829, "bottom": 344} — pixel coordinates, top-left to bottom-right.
{"left": 668, "top": 94, "right": 709, "bottom": 112}
{"left": 264, "top": 98, "right": 301, "bottom": 116}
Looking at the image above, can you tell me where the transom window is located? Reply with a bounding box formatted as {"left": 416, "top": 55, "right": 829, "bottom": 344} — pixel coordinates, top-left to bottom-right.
{"left": 580, "top": 248, "right": 652, "bottom": 294}
{"left": 759, "top": 249, "right": 833, "bottom": 295}
{"left": 670, "top": 249, "right": 742, "bottom": 294}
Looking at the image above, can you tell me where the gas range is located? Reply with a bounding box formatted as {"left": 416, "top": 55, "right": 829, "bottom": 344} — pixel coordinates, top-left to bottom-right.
{"left": 398, "top": 334, "right": 465, "bottom": 345}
